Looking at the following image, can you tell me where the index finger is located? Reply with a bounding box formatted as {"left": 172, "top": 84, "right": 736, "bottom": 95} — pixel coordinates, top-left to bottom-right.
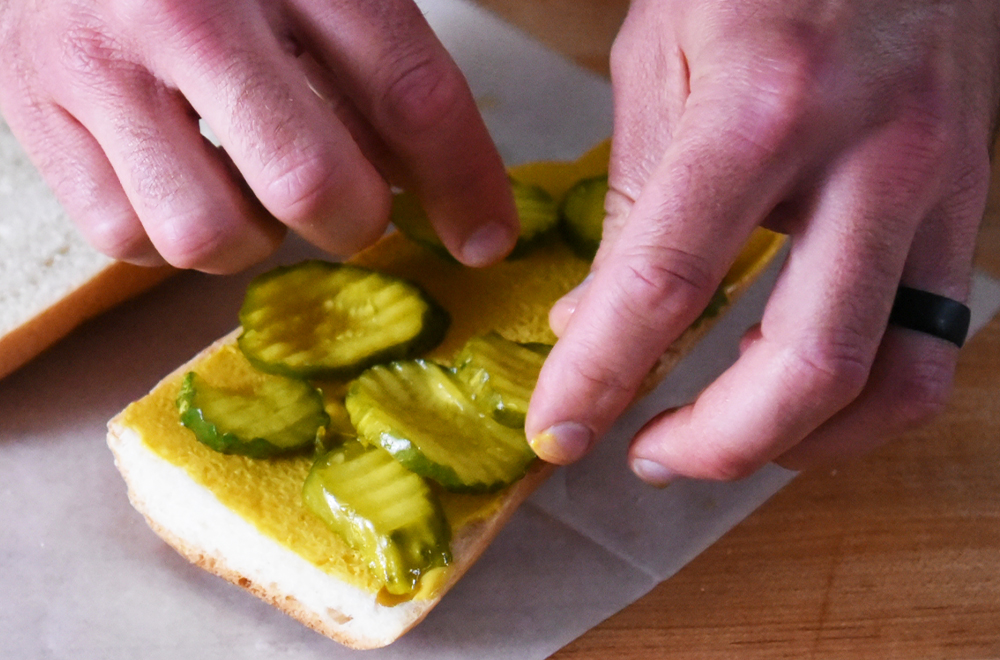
{"left": 287, "top": 0, "right": 519, "bottom": 266}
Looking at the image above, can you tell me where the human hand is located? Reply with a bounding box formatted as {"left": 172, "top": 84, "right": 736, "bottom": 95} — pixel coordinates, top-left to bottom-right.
{"left": 526, "top": 0, "right": 1000, "bottom": 482}
{"left": 0, "top": 0, "right": 517, "bottom": 273}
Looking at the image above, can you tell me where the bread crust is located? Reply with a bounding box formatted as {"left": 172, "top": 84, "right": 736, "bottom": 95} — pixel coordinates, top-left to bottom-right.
{"left": 108, "top": 418, "right": 555, "bottom": 648}
{"left": 0, "top": 261, "right": 174, "bottom": 380}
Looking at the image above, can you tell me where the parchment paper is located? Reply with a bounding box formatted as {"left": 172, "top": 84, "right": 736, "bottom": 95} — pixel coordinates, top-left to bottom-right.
{"left": 3, "top": 1, "right": 1000, "bottom": 658}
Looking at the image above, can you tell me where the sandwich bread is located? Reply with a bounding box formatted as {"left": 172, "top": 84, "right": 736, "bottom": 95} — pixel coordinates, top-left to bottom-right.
{"left": 106, "top": 143, "right": 785, "bottom": 648}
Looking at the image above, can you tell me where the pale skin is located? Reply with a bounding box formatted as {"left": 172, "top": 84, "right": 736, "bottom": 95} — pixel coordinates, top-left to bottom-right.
{"left": 529, "top": 0, "right": 1000, "bottom": 483}
{"left": 2, "top": 0, "right": 998, "bottom": 484}
{"left": 0, "top": 0, "right": 520, "bottom": 272}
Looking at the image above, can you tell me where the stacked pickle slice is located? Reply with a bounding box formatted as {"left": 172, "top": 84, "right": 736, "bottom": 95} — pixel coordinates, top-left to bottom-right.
{"left": 171, "top": 174, "right": 608, "bottom": 598}
{"left": 178, "top": 256, "right": 553, "bottom": 597}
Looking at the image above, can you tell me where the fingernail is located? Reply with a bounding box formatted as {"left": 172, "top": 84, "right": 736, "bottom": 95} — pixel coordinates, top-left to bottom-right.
{"left": 631, "top": 458, "right": 678, "bottom": 488}
{"left": 460, "top": 221, "right": 517, "bottom": 267}
{"left": 550, "top": 273, "right": 594, "bottom": 335}
{"left": 529, "top": 422, "right": 593, "bottom": 464}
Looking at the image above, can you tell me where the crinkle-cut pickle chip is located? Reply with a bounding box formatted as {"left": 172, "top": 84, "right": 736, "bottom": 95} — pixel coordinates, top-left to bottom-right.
{"left": 346, "top": 360, "right": 537, "bottom": 494}
{"left": 177, "top": 356, "right": 329, "bottom": 458}
{"left": 238, "top": 261, "right": 449, "bottom": 379}
{"left": 454, "top": 332, "right": 551, "bottom": 428}
{"left": 390, "top": 177, "right": 559, "bottom": 260}
{"left": 559, "top": 174, "right": 608, "bottom": 260}
{"left": 303, "top": 439, "right": 451, "bottom": 596}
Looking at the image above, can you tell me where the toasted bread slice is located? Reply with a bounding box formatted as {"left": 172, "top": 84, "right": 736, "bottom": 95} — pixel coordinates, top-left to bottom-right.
{"left": 106, "top": 146, "right": 785, "bottom": 648}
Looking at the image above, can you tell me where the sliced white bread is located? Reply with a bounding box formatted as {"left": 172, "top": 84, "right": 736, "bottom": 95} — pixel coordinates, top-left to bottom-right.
{"left": 0, "top": 117, "right": 173, "bottom": 380}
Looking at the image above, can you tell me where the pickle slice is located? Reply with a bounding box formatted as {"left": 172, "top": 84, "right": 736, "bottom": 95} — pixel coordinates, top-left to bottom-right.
{"left": 346, "top": 360, "right": 537, "bottom": 493}
{"left": 311, "top": 379, "right": 357, "bottom": 454}
{"left": 560, "top": 174, "right": 608, "bottom": 260}
{"left": 388, "top": 192, "right": 452, "bottom": 261}
{"left": 507, "top": 177, "right": 560, "bottom": 258}
{"left": 390, "top": 178, "right": 559, "bottom": 260}
{"left": 177, "top": 365, "right": 329, "bottom": 458}
{"left": 238, "top": 261, "right": 449, "bottom": 379}
{"left": 694, "top": 286, "right": 729, "bottom": 326}
{"left": 303, "top": 439, "right": 451, "bottom": 596}
{"left": 454, "top": 332, "right": 550, "bottom": 428}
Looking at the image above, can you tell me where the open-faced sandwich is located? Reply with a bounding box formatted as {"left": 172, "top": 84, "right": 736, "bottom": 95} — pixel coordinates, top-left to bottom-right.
{"left": 106, "top": 142, "right": 784, "bottom": 649}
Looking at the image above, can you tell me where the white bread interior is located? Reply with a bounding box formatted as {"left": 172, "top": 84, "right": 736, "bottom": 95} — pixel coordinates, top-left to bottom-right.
{"left": 0, "top": 117, "right": 173, "bottom": 380}
{"left": 108, "top": 423, "right": 555, "bottom": 649}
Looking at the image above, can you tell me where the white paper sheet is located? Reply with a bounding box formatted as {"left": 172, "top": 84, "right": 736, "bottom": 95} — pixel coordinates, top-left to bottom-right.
{"left": 3, "top": 1, "right": 1000, "bottom": 659}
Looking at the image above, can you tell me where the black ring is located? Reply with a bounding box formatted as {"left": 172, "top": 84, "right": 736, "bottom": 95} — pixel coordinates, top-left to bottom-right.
{"left": 888, "top": 286, "right": 971, "bottom": 348}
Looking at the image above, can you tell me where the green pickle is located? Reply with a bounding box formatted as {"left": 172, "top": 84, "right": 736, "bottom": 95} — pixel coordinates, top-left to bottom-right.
{"left": 390, "top": 178, "right": 559, "bottom": 260}
{"left": 454, "top": 332, "right": 550, "bottom": 428}
{"left": 238, "top": 261, "right": 449, "bottom": 379}
{"left": 346, "top": 359, "right": 537, "bottom": 493}
{"left": 506, "top": 177, "right": 561, "bottom": 257}
{"left": 312, "top": 379, "right": 358, "bottom": 454}
{"left": 180, "top": 255, "right": 563, "bottom": 594}
{"left": 695, "top": 286, "right": 729, "bottom": 326}
{"left": 559, "top": 174, "right": 608, "bottom": 260}
{"left": 177, "top": 365, "right": 329, "bottom": 458}
{"left": 387, "top": 192, "right": 450, "bottom": 261}
{"left": 153, "top": 145, "right": 758, "bottom": 603}
{"left": 303, "top": 439, "right": 451, "bottom": 596}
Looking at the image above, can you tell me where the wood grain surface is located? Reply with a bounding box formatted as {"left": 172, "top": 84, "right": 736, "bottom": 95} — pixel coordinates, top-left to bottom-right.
{"left": 473, "top": 2, "right": 1000, "bottom": 657}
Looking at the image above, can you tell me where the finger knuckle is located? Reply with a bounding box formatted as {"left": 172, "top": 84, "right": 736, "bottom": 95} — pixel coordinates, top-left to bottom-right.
{"left": 263, "top": 151, "right": 389, "bottom": 253}
{"left": 885, "top": 354, "right": 955, "bottom": 430}
{"left": 152, "top": 211, "right": 229, "bottom": 270}
{"left": 225, "top": 60, "right": 298, "bottom": 147}
{"left": 612, "top": 245, "right": 717, "bottom": 326}
{"left": 378, "top": 52, "right": 466, "bottom": 136}
{"left": 719, "top": 45, "right": 819, "bottom": 162}
{"left": 57, "top": 20, "right": 125, "bottom": 82}
{"left": 123, "top": 130, "right": 186, "bottom": 203}
{"left": 729, "top": 84, "right": 809, "bottom": 162}
{"left": 570, "top": 349, "right": 636, "bottom": 403}
{"left": 785, "top": 330, "right": 873, "bottom": 406}
{"left": 262, "top": 151, "right": 339, "bottom": 222}
{"left": 82, "top": 216, "right": 147, "bottom": 261}
{"left": 699, "top": 449, "right": 762, "bottom": 482}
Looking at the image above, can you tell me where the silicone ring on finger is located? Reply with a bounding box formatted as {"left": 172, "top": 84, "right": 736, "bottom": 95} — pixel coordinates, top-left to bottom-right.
{"left": 888, "top": 286, "right": 971, "bottom": 348}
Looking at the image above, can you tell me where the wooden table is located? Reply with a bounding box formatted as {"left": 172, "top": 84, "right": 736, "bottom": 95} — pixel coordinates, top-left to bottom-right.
{"left": 476, "top": 2, "right": 1000, "bottom": 657}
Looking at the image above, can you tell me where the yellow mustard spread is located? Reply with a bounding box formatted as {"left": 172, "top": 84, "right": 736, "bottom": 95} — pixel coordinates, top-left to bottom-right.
{"left": 120, "top": 234, "right": 592, "bottom": 597}
{"left": 119, "top": 141, "right": 784, "bottom": 599}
